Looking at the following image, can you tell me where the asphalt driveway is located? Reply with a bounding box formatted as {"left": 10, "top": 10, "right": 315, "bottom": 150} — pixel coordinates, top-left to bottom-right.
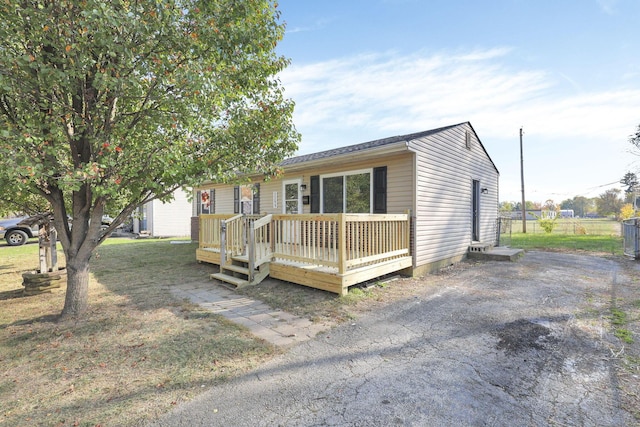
{"left": 152, "top": 251, "right": 637, "bottom": 426}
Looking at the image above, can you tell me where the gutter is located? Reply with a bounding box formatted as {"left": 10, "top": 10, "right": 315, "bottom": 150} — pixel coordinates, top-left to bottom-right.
{"left": 283, "top": 140, "right": 411, "bottom": 173}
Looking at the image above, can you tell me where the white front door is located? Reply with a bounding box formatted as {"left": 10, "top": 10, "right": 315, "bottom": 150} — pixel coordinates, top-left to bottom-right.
{"left": 283, "top": 179, "right": 302, "bottom": 214}
{"left": 281, "top": 179, "right": 302, "bottom": 246}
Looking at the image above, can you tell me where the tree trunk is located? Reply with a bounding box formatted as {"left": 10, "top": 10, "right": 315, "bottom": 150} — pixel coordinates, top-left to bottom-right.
{"left": 61, "top": 257, "right": 91, "bottom": 318}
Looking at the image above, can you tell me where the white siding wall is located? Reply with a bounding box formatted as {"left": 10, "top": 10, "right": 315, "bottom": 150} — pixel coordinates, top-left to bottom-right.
{"left": 150, "top": 189, "right": 192, "bottom": 237}
{"left": 411, "top": 123, "right": 499, "bottom": 268}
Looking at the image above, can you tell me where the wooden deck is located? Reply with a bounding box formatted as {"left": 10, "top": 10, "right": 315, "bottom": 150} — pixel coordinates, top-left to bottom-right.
{"left": 196, "top": 213, "right": 412, "bottom": 295}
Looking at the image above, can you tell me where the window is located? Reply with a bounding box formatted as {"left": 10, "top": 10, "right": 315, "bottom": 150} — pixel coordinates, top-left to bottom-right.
{"left": 345, "top": 173, "right": 371, "bottom": 213}
{"left": 310, "top": 167, "right": 387, "bottom": 214}
{"left": 465, "top": 130, "right": 472, "bottom": 150}
{"left": 323, "top": 176, "right": 344, "bottom": 213}
{"left": 321, "top": 170, "right": 372, "bottom": 213}
{"left": 283, "top": 180, "right": 301, "bottom": 214}
{"left": 234, "top": 184, "right": 260, "bottom": 214}
{"left": 196, "top": 189, "right": 215, "bottom": 215}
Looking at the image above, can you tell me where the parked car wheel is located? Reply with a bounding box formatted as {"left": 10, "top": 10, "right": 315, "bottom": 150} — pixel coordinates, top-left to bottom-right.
{"left": 5, "top": 229, "right": 29, "bottom": 246}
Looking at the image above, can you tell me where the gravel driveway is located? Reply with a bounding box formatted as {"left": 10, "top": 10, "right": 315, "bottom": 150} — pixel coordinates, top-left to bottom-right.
{"left": 152, "top": 251, "right": 638, "bottom": 426}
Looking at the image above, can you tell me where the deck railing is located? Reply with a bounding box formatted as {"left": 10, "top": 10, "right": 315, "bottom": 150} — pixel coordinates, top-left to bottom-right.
{"left": 220, "top": 214, "right": 244, "bottom": 266}
{"left": 271, "top": 213, "right": 411, "bottom": 274}
{"left": 199, "top": 214, "right": 235, "bottom": 251}
{"left": 248, "top": 214, "right": 273, "bottom": 277}
{"left": 200, "top": 213, "right": 411, "bottom": 274}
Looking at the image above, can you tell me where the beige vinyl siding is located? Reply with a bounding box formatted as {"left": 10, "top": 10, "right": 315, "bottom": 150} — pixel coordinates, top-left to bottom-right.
{"left": 194, "top": 152, "right": 414, "bottom": 214}
{"left": 289, "top": 153, "right": 413, "bottom": 215}
{"left": 385, "top": 154, "right": 414, "bottom": 214}
{"left": 215, "top": 186, "right": 234, "bottom": 214}
{"left": 411, "top": 123, "right": 498, "bottom": 268}
{"left": 195, "top": 153, "right": 415, "bottom": 216}
{"left": 259, "top": 180, "right": 281, "bottom": 214}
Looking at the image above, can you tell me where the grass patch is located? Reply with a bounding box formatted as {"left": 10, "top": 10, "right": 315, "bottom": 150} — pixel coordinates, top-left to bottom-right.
{"left": 611, "top": 307, "right": 634, "bottom": 344}
{"left": 510, "top": 218, "right": 620, "bottom": 235}
{"left": 237, "top": 279, "right": 349, "bottom": 323}
{"left": 238, "top": 278, "right": 401, "bottom": 324}
{"left": 615, "top": 328, "right": 634, "bottom": 343}
{"left": 611, "top": 308, "right": 627, "bottom": 326}
{"left": 509, "top": 233, "right": 623, "bottom": 255}
{"left": 0, "top": 238, "right": 277, "bottom": 427}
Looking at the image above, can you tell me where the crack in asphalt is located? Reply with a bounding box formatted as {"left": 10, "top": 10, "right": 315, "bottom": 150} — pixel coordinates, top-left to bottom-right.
{"left": 151, "top": 252, "right": 636, "bottom": 427}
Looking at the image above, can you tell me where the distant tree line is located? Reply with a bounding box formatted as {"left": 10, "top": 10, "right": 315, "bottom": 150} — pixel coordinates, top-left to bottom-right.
{"left": 500, "top": 189, "right": 633, "bottom": 219}
{"left": 500, "top": 122, "right": 640, "bottom": 221}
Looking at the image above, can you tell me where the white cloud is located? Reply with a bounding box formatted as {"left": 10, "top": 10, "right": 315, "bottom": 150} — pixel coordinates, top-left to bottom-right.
{"left": 597, "top": 0, "right": 618, "bottom": 14}
{"left": 279, "top": 48, "right": 640, "bottom": 203}
{"left": 280, "top": 48, "right": 640, "bottom": 150}
{"left": 284, "top": 18, "right": 334, "bottom": 34}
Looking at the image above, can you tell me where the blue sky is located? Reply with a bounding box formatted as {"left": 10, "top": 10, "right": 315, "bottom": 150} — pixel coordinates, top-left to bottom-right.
{"left": 275, "top": 0, "right": 640, "bottom": 204}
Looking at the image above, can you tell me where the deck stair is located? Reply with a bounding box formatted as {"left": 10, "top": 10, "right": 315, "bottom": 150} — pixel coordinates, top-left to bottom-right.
{"left": 211, "top": 255, "right": 270, "bottom": 289}
{"left": 198, "top": 212, "right": 413, "bottom": 295}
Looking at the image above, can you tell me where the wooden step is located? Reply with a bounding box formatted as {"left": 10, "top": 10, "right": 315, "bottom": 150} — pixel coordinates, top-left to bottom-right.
{"left": 211, "top": 272, "right": 249, "bottom": 288}
{"left": 232, "top": 254, "right": 249, "bottom": 263}
{"left": 221, "top": 264, "right": 250, "bottom": 276}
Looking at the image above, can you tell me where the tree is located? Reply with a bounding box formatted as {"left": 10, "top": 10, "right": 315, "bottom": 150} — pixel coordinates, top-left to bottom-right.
{"left": 560, "top": 196, "right": 593, "bottom": 218}
{"left": 0, "top": 176, "right": 51, "bottom": 217}
{"left": 630, "top": 124, "right": 640, "bottom": 154}
{"left": 499, "top": 201, "right": 514, "bottom": 214}
{"left": 596, "top": 189, "right": 623, "bottom": 218}
{"left": 0, "top": 0, "right": 299, "bottom": 318}
{"left": 621, "top": 172, "right": 638, "bottom": 193}
{"left": 542, "top": 199, "right": 557, "bottom": 212}
{"left": 620, "top": 203, "right": 635, "bottom": 220}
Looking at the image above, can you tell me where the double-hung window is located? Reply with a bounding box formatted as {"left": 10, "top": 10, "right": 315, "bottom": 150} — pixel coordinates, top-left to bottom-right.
{"left": 234, "top": 184, "right": 260, "bottom": 214}
{"left": 196, "top": 189, "right": 215, "bottom": 214}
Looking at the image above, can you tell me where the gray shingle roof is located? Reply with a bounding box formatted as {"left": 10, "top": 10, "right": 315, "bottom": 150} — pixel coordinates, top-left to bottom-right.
{"left": 281, "top": 122, "right": 465, "bottom": 166}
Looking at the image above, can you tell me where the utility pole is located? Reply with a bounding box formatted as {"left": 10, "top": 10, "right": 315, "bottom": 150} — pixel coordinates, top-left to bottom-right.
{"left": 520, "top": 127, "right": 526, "bottom": 233}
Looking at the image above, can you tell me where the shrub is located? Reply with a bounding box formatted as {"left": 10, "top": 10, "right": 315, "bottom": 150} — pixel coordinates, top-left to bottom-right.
{"left": 534, "top": 212, "right": 560, "bottom": 233}
{"left": 620, "top": 203, "right": 636, "bottom": 220}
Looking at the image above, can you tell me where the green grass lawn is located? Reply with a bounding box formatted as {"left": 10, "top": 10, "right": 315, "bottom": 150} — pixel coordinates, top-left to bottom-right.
{"left": 501, "top": 218, "right": 625, "bottom": 255}
{"left": 509, "top": 218, "right": 621, "bottom": 235}
{"left": 508, "top": 233, "right": 624, "bottom": 256}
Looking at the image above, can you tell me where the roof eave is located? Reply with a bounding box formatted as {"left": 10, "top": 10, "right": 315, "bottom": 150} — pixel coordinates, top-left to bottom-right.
{"left": 282, "top": 140, "right": 411, "bottom": 173}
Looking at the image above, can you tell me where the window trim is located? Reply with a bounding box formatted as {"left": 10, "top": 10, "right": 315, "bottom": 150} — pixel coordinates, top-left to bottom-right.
{"left": 197, "top": 189, "right": 215, "bottom": 215}
{"left": 234, "top": 184, "right": 260, "bottom": 214}
{"left": 319, "top": 168, "right": 373, "bottom": 214}
{"left": 282, "top": 178, "right": 302, "bottom": 214}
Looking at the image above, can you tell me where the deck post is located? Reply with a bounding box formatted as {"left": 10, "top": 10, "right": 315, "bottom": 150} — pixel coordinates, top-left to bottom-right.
{"left": 269, "top": 216, "right": 275, "bottom": 254}
{"left": 248, "top": 223, "right": 255, "bottom": 282}
{"left": 339, "top": 213, "right": 347, "bottom": 274}
{"left": 220, "top": 220, "right": 227, "bottom": 267}
{"left": 405, "top": 209, "right": 412, "bottom": 255}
